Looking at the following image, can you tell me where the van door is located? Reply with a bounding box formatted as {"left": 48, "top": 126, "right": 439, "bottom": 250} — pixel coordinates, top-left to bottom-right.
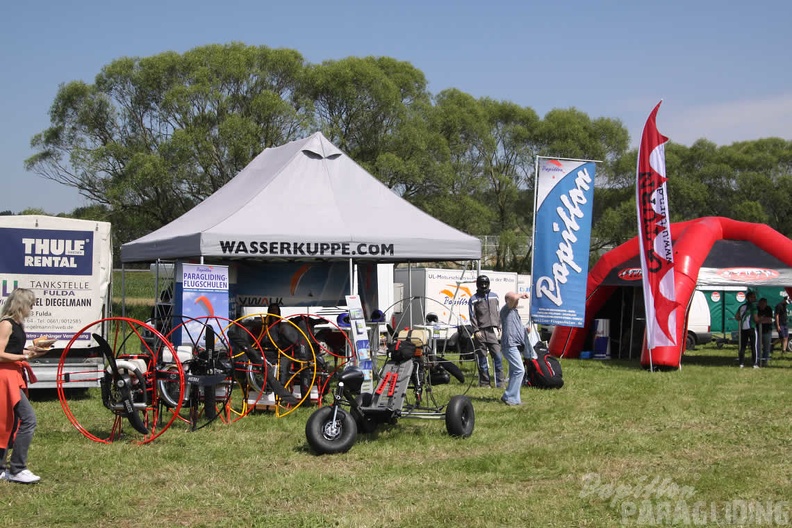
{"left": 686, "top": 291, "right": 712, "bottom": 350}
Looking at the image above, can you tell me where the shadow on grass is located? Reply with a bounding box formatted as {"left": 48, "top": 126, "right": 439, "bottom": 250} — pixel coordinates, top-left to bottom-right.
{"left": 680, "top": 353, "right": 739, "bottom": 367}
{"left": 565, "top": 357, "right": 646, "bottom": 371}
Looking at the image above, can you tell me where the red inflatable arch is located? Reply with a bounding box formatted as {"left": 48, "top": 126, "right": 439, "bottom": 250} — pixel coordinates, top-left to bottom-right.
{"left": 549, "top": 217, "right": 792, "bottom": 369}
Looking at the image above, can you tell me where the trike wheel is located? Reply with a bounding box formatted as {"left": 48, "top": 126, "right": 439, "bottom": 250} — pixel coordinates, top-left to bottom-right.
{"left": 445, "top": 395, "right": 475, "bottom": 438}
{"left": 305, "top": 406, "right": 357, "bottom": 455}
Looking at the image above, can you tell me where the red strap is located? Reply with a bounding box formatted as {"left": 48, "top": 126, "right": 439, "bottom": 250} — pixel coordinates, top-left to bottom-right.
{"left": 375, "top": 371, "right": 394, "bottom": 394}
{"left": 387, "top": 372, "right": 398, "bottom": 396}
{"left": 375, "top": 371, "right": 400, "bottom": 396}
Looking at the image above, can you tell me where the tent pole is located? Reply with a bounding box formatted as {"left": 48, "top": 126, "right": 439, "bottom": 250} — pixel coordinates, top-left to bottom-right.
{"left": 121, "top": 262, "right": 126, "bottom": 319}
{"left": 348, "top": 258, "right": 354, "bottom": 295}
{"left": 407, "top": 262, "right": 413, "bottom": 328}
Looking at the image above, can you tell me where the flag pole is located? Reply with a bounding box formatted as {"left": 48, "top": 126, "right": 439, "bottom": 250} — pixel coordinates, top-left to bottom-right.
{"left": 530, "top": 156, "right": 541, "bottom": 282}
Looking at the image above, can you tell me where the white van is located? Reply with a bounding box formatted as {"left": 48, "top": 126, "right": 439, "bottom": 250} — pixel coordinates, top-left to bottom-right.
{"left": 686, "top": 290, "right": 712, "bottom": 350}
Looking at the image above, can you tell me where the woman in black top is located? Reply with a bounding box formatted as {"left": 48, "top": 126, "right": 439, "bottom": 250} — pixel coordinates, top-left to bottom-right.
{"left": 0, "top": 288, "right": 51, "bottom": 484}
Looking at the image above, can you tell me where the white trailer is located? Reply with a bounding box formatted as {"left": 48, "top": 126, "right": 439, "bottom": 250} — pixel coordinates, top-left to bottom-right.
{"left": 393, "top": 267, "right": 531, "bottom": 337}
{"left": 0, "top": 215, "right": 112, "bottom": 388}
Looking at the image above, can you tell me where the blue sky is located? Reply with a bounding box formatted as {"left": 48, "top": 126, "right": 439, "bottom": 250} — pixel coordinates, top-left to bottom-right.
{"left": 2, "top": 0, "right": 791, "bottom": 214}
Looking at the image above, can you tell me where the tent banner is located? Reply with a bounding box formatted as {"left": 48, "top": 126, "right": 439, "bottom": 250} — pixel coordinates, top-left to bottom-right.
{"left": 696, "top": 266, "right": 792, "bottom": 287}
{"left": 530, "top": 157, "right": 596, "bottom": 327}
{"left": 636, "top": 101, "right": 678, "bottom": 350}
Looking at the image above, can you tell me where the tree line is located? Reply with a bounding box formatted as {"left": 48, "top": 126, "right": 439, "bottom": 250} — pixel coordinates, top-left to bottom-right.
{"left": 23, "top": 43, "right": 792, "bottom": 271}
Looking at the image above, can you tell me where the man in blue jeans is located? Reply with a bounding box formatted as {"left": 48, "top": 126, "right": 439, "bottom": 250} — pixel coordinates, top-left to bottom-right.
{"left": 499, "top": 291, "right": 529, "bottom": 406}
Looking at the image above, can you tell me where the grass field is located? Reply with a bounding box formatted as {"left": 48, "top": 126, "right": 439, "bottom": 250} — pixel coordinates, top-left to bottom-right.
{"left": 3, "top": 341, "right": 791, "bottom": 527}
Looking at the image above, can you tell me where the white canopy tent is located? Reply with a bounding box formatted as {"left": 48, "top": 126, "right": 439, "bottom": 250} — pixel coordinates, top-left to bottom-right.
{"left": 121, "top": 132, "right": 481, "bottom": 264}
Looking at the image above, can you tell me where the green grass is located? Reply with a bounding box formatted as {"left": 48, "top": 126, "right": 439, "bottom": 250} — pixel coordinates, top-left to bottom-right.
{"left": 4, "top": 343, "right": 792, "bottom": 527}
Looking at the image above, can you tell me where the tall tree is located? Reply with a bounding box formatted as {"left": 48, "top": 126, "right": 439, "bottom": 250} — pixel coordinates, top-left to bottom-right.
{"left": 26, "top": 43, "right": 310, "bottom": 242}
{"left": 425, "top": 89, "right": 493, "bottom": 235}
{"left": 477, "top": 98, "right": 539, "bottom": 270}
{"left": 305, "top": 56, "right": 431, "bottom": 172}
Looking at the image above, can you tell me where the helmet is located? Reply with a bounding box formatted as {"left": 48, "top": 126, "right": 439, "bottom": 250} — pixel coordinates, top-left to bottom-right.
{"left": 370, "top": 309, "right": 385, "bottom": 322}
{"left": 336, "top": 313, "right": 351, "bottom": 328}
{"left": 476, "top": 275, "right": 490, "bottom": 291}
{"left": 426, "top": 312, "right": 439, "bottom": 324}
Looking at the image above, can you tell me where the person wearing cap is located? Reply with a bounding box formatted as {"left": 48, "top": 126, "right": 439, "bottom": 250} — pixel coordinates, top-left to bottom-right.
{"left": 735, "top": 290, "right": 759, "bottom": 368}
{"left": 468, "top": 275, "right": 504, "bottom": 388}
{"left": 774, "top": 293, "right": 791, "bottom": 355}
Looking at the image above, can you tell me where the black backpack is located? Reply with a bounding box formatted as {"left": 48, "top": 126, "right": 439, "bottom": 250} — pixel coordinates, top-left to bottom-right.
{"left": 524, "top": 345, "right": 564, "bottom": 389}
{"left": 387, "top": 339, "right": 417, "bottom": 363}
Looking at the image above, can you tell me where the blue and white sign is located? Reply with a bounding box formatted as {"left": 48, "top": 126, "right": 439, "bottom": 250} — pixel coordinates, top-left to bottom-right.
{"left": 0, "top": 228, "right": 94, "bottom": 276}
{"left": 173, "top": 263, "right": 230, "bottom": 346}
{"left": 530, "top": 158, "right": 596, "bottom": 327}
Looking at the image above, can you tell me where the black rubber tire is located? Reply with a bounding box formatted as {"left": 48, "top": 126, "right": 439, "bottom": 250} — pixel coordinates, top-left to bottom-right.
{"left": 445, "top": 395, "right": 474, "bottom": 438}
{"left": 686, "top": 332, "right": 696, "bottom": 351}
{"left": 305, "top": 406, "right": 358, "bottom": 455}
{"left": 438, "top": 359, "right": 465, "bottom": 383}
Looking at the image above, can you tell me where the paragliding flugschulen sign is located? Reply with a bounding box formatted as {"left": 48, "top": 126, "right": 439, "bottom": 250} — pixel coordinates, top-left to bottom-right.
{"left": 173, "top": 263, "right": 229, "bottom": 346}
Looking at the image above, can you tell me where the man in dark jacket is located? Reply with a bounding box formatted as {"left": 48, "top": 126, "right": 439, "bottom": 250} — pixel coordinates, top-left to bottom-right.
{"left": 774, "top": 293, "right": 790, "bottom": 355}
{"left": 468, "top": 275, "right": 504, "bottom": 387}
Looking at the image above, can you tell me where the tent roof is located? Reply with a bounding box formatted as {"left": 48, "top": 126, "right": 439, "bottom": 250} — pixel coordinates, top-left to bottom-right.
{"left": 121, "top": 132, "right": 481, "bottom": 263}
{"left": 600, "top": 239, "right": 792, "bottom": 287}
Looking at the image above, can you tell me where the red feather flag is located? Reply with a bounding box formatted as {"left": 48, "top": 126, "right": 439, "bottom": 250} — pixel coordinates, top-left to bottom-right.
{"left": 636, "top": 101, "right": 679, "bottom": 366}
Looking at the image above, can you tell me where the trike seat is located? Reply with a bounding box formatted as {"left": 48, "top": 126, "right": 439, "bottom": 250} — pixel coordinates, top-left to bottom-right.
{"left": 360, "top": 359, "right": 415, "bottom": 413}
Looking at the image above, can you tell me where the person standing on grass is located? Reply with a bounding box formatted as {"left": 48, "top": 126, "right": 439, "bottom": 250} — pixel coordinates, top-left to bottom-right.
{"left": 469, "top": 275, "right": 504, "bottom": 388}
{"left": 0, "top": 288, "right": 51, "bottom": 484}
{"left": 757, "top": 297, "right": 774, "bottom": 366}
{"left": 735, "top": 290, "right": 759, "bottom": 368}
{"left": 774, "top": 293, "right": 790, "bottom": 355}
{"left": 498, "top": 291, "right": 529, "bottom": 406}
